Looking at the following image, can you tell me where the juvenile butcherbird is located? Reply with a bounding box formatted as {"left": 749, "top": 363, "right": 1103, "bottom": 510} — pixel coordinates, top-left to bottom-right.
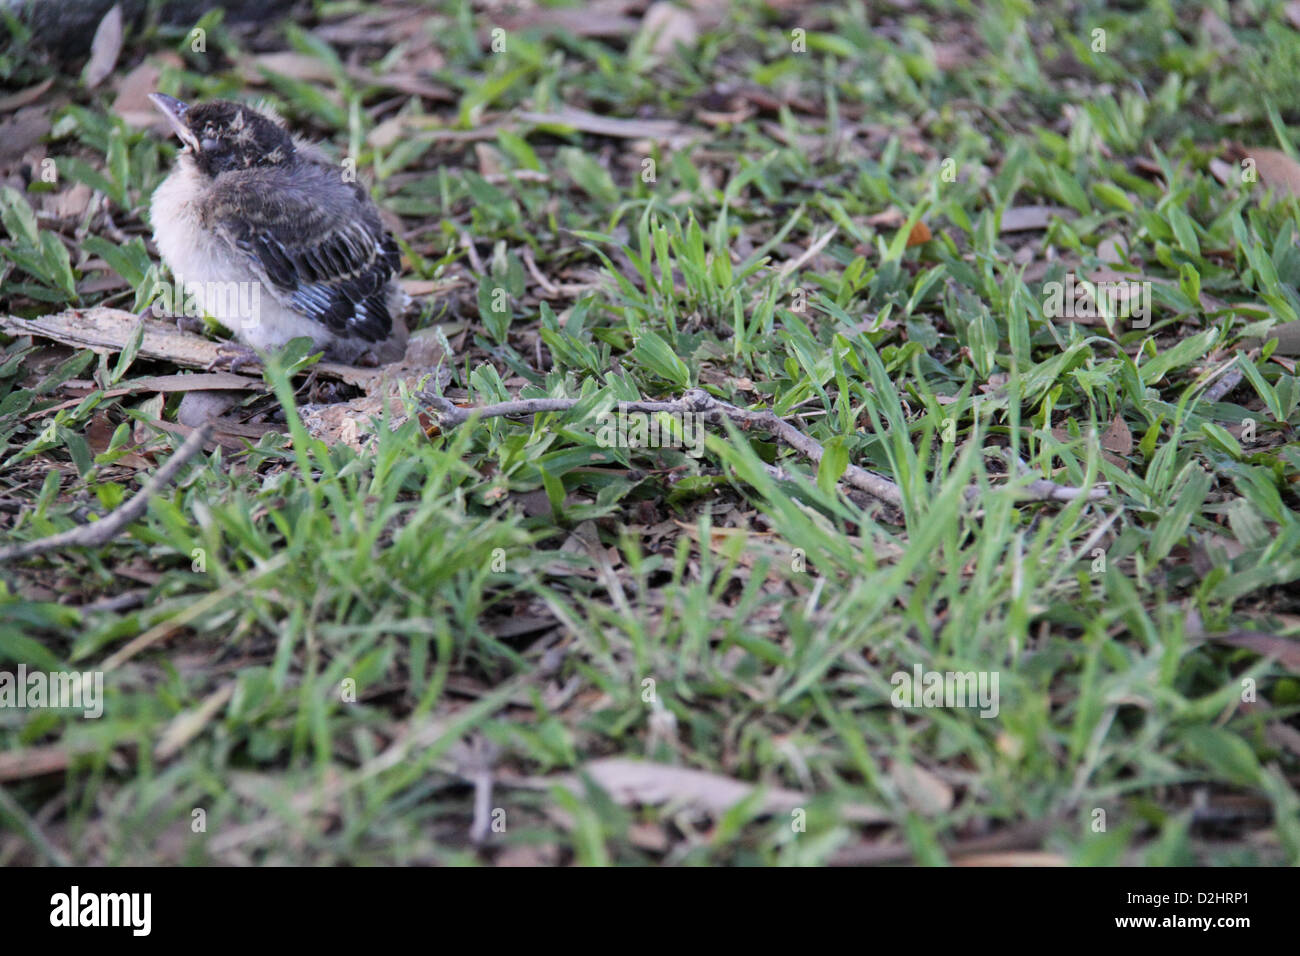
{"left": 148, "top": 93, "right": 407, "bottom": 366}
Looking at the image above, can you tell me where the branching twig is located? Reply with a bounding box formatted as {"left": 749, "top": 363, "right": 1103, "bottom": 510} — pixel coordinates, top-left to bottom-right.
{"left": 0, "top": 424, "right": 212, "bottom": 563}
{"left": 421, "top": 389, "right": 1107, "bottom": 508}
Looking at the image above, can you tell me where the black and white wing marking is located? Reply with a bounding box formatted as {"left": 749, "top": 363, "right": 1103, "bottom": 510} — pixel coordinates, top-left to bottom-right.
{"left": 211, "top": 172, "right": 401, "bottom": 343}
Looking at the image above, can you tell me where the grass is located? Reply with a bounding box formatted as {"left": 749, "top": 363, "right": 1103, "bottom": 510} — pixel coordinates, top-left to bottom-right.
{"left": 0, "top": 0, "right": 1298, "bottom": 865}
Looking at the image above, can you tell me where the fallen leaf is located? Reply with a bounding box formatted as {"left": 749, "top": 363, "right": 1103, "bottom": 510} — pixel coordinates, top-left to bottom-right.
{"left": 244, "top": 52, "right": 338, "bottom": 85}
{"left": 498, "top": 3, "right": 640, "bottom": 38}
{"left": 1204, "top": 630, "right": 1300, "bottom": 672}
{"left": 45, "top": 181, "right": 93, "bottom": 221}
{"left": 1100, "top": 414, "right": 1133, "bottom": 456}
{"left": 889, "top": 761, "right": 954, "bottom": 814}
{"left": 1001, "top": 205, "right": 1073, "bottom": 233}
{"left": 519, "top": 107, "right": 688, "bottom": 143}
{"left": 1208, "top": 157, "right": 1236, "bottom": 187}
{"left": 639, "top": 2, "right": 699, "bottom": 58}
{"left": 1096, "top": 233, "right": 1128, "bottom": 267}
{"left": 112, "top": 60, "right": 163, "bottom": 127}
{"left": 1233, "top": 146, "right": 1300, "bottom": 197}
{"left": 865, "top": 208, "right": 905, "bottom": 228}
{"left": 905, "top": 220, "right": 933, "bottom": 246}
{"left": 475, "top": 142, "right": 504, "bottom": 178}
{"left": 0, "top": 108, "right": 51, "bottom": 165}
{"left": 83, "top": 4, "right": 124, "bottom": 90}
{"left": 366, "top": 115, "right": 408, "bottom": 150}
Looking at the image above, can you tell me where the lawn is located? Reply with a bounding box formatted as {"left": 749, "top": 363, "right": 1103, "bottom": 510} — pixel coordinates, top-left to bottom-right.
{"left": 1, "top": 0, "right": 1298, "bottom": 866}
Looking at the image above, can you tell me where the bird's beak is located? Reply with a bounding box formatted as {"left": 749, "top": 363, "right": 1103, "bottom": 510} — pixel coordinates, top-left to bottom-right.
{"left": 149, "top": 93, "right": 199, "bottom": 151}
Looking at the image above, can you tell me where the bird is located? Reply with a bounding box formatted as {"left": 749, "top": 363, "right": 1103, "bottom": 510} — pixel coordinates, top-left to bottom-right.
{"left": 147, "top": 93, "right": 408, "bottom": 367}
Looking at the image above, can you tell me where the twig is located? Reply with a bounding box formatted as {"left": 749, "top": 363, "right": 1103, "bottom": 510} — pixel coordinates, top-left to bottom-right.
{"left": 777, "top": 226, "right": 838, "bottom": 281}
{"left": 460, "top": 230, "right": 485, "bottom": 276}
{"left": 0, "top": 424, "right": 212, "bottom": 563}
{"left": 423, "top": 387, "right": 905, "bottom": 505}
{"left": 1202, "top": 360, "right": 1244, "bottom": 404}
{"left": 1003, "top": 451, "right": 1109, "bottom": 503}
{"left": 421, "top": 389, "right": 1108, "bottom": 508}
{"left": 1016, "top": 477, "right": 1107, "bottom": 502}
{"left": 522, "top": 245, "right": 560, "bottom": 296}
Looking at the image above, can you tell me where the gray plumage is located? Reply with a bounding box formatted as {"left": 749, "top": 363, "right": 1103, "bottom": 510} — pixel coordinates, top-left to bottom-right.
{"left": 149, "top": 95, "right": 407, "bottom": 365}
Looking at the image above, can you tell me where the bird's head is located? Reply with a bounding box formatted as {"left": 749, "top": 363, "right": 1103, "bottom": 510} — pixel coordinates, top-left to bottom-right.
{"left": 149, "top": 94, "right": 295, "bottom": 177}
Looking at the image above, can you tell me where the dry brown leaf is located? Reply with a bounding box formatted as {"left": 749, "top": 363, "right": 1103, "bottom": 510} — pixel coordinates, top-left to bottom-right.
{"left": 83, "top": 4, "right": 124, "bottom": 90}
{"left": 1096, "top": 233, "right": 1128, "bottom": 267}
{"left": 1208, "top": 157, "right": 1236, "bottom": 187}
{"left": 519, "top": 107, "right": 688, "bottom": 143}
{"left": 1100, "top": 414, "right": 1133, "bottom": 456}
{"left": 1001, "top": 205, "right": 1072, "bottom": 233}
{"left": 1238, "top": 147, "right": 1300, "bottom": 197}
{"left": 498, "top": 3, "right": 640, "bottom": 38}
{"left": 889, "top": 761, "right": 954, "bottom": 814}
{"left": 475, "top": 142, "right": 504, "bottom": 178}
{"left": 244, "top": 52, "right": 338, "bottom": 85}
{"left": 113, "top": 60, "right": 163, "bottom": 127}
{"left": 865, "top": 208, "right": 905, "bottom": 229}
{"left": 639, "top": 2, "right": 699, "bottom": 58}
{"left": 1205, "top": 630, "right": 1300, "bottom": 672}
{"left": 45, "top": 181, "right": 93, "bottom": 221}
{"left": 0, "top": 108, "right": 51, "bottom": 165}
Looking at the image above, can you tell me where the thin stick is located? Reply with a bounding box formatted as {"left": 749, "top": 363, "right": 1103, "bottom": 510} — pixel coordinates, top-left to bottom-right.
{"left": 522, "top": 245, "right": 560, "bottom": 296}
{"left": 0, "top": 424, "right": 212, "bottom": 563}
{"left": 777, "top": 227, "right": 838, "bottom": 281}
{"left": 421, "top": 389, "right": 1106, "bottom": 507}
{"left": 1203, "top": 362, "right": 1244, "bottom": 404}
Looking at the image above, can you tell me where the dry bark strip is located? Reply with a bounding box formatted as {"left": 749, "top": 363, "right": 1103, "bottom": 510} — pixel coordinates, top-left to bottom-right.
{"left": 1, "top": 308, "right": 383, "bottom": 387}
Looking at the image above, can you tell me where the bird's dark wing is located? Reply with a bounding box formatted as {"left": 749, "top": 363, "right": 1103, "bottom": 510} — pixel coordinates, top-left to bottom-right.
{"left": 208, "top": 168, "right": 401, "bottom": 342}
